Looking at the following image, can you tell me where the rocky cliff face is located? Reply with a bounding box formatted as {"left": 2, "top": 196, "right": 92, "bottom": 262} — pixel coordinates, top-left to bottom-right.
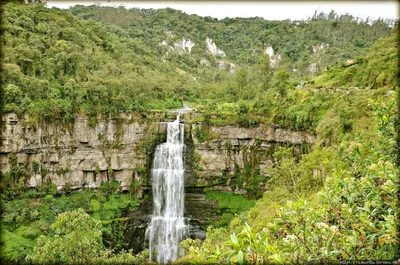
{"left": 187, "top": 123, "right": 315, "bottom": 192}
{"left": 0, "top": 113, "right": 167, "bottom": 192}
{"left": 1, "top": 111, "right": 316, "bottom": 254}
{"left": 1, "top": 112, "right": 315, "bottom": 192}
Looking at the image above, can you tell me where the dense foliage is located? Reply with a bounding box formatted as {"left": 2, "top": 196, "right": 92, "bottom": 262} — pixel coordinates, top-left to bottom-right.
{"left": 1, "top": 2, "right": 398, "bottom": 264}
{"left": 26, "top": 208, "right": 154, "bottom": 264}
{"left": 313, "top": 34, "right": 398, "bottom": 89}
{"left": 27, "top": 208, "right": 104, "bottom": 264}
{"left": 179, "top": 93, "right": 399, "bottom": 264}
{"left": 69, "top": 5, "right": 395, "bottom": 70}
{"left": 2, "top": 2, "right": 397, "bottom": 124}
{"left": 0, "top": 187, "right": 139, "bottom": 263}
{"left": 206, "top": 191, "right": 256, "bottom": 227}
{"left": 2, "top": 3, "right": 194, "bottom": 122}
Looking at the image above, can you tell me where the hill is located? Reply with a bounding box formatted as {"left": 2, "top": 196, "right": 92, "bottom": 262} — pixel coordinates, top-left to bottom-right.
{"left": 2, "top": 2, "right": 397, "bottom": 124}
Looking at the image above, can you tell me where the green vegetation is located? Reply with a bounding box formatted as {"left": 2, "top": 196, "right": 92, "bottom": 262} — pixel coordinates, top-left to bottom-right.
{"left": 179, "top": 93, "right": 399, "bottom": 263}
{"left": 27, "top": 208, "right": 104, "bottom": 264}
{"left": 177, "top": 13, "right": 399, "bottom": 263}
{"left": 206, "top": 191, "right": 256, "bottom": 227}
{"left": 69, "top": 5, "right": 394, "bottom": 72}
{"left": 1, "top": 2, "right": 399, "bottom": 264}
{"left": 2, "top": 2, "right": 397, "bottom": 125}
{"left": 0, "top": 189, "right": 138, "bottom": 263}
{"left": 3, "top": 2, "right": 192, "bottom": 123}
{"left": 313, "top": 34, "right": 398, "bottom": 89}
{"left": 26, "top": 208, "right": 154, "bottom": 264}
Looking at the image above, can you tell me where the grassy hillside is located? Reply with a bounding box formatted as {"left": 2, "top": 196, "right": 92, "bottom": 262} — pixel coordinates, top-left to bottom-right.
{"left": 313, "top": 34, "right": 398, "bottom": 89}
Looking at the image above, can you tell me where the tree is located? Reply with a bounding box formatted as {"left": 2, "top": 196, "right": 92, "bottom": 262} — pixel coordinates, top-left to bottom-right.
{"left": 274, "top": 69, "right": 290, "bottom": 97}
{"left": 27, "top": 208, "right": 104, "bottom": 264}
{"left": 235, "top": 67, "right": 248, "bottom": 100}
{"left": 258, "top": 54, "right": 273, "bottom": 91}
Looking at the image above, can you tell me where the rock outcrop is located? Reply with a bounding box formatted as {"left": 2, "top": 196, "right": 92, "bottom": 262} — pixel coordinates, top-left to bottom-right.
{"left": 264, "top": 46, "right": 281, "bottom": 67}
{"left": 0, "top": 113, "right": 167, "bottom": 191}
{"left": 217, "top": 60, "right": 235, "bottom": 73}
{"left": 1, "top": 112, "right": 315, "bottom": 192}
{"left": 206, "top": 37, "right": 225, "bottom": 56}
{"left": 188, "top": 124, "right": 315, "bottom": 190}
{"left": 173, "top": 38, "right": 196, "bottom": 54}
{"left": 1, "top": 111, "right": 316, "bottom": 255}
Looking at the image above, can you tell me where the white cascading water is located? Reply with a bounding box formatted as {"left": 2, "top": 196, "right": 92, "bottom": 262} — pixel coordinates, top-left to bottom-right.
{"left": 146, "top": 107, "right": 190, "bottom": 264}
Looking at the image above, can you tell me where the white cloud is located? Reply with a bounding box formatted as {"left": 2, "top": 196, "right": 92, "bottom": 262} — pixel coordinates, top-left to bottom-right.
{"left": 46, "top": 1, "right": 398, "bottom": 21}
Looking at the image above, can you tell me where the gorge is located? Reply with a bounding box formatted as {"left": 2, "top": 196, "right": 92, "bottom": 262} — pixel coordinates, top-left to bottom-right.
{"left": 0, "top": 110, "right": 316, "bottom": 258}
{"left": 0, "top": 111, "right": 315, "bottom": 193}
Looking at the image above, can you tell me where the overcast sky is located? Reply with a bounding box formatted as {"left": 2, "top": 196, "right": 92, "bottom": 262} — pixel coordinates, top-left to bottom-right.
{"left": 46, "top": 1, "right": 398, "bottom": 21}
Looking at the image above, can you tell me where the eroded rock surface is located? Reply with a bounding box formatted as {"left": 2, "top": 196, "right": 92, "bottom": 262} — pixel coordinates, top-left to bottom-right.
{"left": 189, "top": 124, "right": 315, "bottom": 190}
{"left": 1, "top": 113, "right": 315, "bottom": 192}
{"left": 1, "top": 112, "right": 316, "bottom": 255}
{"left": 0, "top": 113, "right": 167, "bottom": 191}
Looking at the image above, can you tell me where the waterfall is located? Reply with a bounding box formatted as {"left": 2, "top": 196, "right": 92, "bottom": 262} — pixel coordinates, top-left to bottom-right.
{"left": 146, "top": 109, "right": 189, "bottom": 264}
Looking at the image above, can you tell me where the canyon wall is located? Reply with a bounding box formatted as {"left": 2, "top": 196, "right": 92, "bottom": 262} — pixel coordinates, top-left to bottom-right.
{"left": 1, "top": 112, "right": 316, "bottom": 252}
{"left": 0, "top": 113, "right": 166, "bottom": 192}
{"left": 0, "top": 112, "right": 315, "bottom": 193}
{"left": 187, "top": 123, "right": 315, "bottom": 192}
